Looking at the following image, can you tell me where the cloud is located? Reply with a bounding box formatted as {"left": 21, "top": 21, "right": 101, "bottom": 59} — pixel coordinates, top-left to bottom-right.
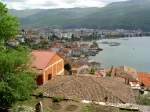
{"left": 2, "top": 0, "right": 128, "bottom": 10}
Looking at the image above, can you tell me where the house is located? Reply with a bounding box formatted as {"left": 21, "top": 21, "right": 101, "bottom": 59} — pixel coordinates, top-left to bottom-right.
{"left": 108, "top": 66, "right": 139, "bottom": 86}
{"left": 16, "top": 35, "right": 25, "bottom": 43}
{"left": 51, "top": 48, "right": 61, "bottom": 52}
{"left": 80, "top": 44, "right": 89, "bottom": 53}
{"left": 108, "top": 66, "right": 143, "bottom": 90}
{"left": 63, "top": 48, "right": 72, "bottom": 57}
{"left": 129, "top": 81, "right": 141, "bottom": 90}
{"left": 31, "top": 50, "right": 64, "bottom": 85}
{"left": 25, "top": 35, "right": 41, "bottom": 45}
{"left": 88, "top": 60, "right": 101, "bottom": 69}
{"left": 71, "top": 48, "right": 81, "bottom": 57}
{"left": 138, "top": 72, "right": 150, "bottom": 90}
{"left": 72, "top": 64, "right": 89, "bottom": 75}
{"left": 61, "top": 32, "right": 73, "bottom": 39}
{"left": 50, "top": 42, "right": 64, "bottom": 52}
{"left": 71, "top": 58, "right": 100, "bottom": 75}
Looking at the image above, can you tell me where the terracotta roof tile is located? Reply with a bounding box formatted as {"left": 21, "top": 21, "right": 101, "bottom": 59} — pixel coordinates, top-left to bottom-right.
{"left": 138, "top": 72, "right": 150, "bottom": 87}
{"left": 31, "top": 50, "right": 56, "bottom": 70}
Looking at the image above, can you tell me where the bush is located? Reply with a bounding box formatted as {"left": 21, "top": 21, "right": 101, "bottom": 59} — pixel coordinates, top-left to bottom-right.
{"left": 0, "top": 48, "right": 36, "bottom": 108}
{"left": 52, "top": 96, "right": 64, "bottom": 103}
{"left": 64, "top": 63, "right": 71, "bottom": 72}
{"left": 37, "top": 92, "right": 44, "bottom": 98}
{"left": 106, "top": 73, "right": 112, "bottom": 77}
{"left": 90, "top": 68, "right": 96, "bottom": 75}
{"left": 136, "top": 94, "right": 150, "bottom": 105}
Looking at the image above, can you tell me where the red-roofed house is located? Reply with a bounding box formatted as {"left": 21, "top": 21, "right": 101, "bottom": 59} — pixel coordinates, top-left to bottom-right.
{"left": 138, "top": 72, "right": 150, "bottom": 90}
{"left": 31, "top": 50, "right": 64, "bottom": 85}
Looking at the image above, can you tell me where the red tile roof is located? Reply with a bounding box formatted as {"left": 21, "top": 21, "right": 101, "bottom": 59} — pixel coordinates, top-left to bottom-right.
{"left": 31, "top": 50, "right": 56, "bottom": 70}
{"left": 138, "top": 72, "right": 150, "bottom": 87}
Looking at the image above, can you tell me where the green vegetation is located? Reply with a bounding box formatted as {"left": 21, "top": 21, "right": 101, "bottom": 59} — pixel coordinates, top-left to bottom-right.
{"left": 12, "top": 97, "right": 141, "bottom": 112}
{"left": 90, "top": 68, "right": 96, "bottom": 75}
{"left": 136, "top": 94, "right": 150, "bottom": 105}
{"left": 106, "top": 73, "right": 112, "bottom": 77}
{"left": 0, "top": 2, "right": 35, "bottom": 109}
{"left": 11, "top": 8, "right": 99, "bottom": 28}
{"left": 82, "top": 105, "right": 93, "bottom": 112}
{"left": 28, "top": 39, "right": 49, "bottom": 50}
{"left": 106, "top": 66, "right": 113, "bottom": 77}
{"left": 0, "top": 48, "right": 36, "bottom": 108}
{"left": 0, "top": 2, "right": 19, "bottom": 43}
{"left": 82, "top": 104, "right": 140, "bottom": 112}
{"left": 64, "top": 63, "right": 71, "bottom": 71}
{"left": 52, "top": 96, "right": 64, "bottom": 103}
{"left": 37, "top": 92, "right": 44, "bottom": 98}
{"left": 44, "top": 108, "right": 54, "bottom": 112}
{"left": 83, "top": 34, "right": 100, "bottom": 41}
{"left": 64, "top": 63, "right": 72, "bottom": 75}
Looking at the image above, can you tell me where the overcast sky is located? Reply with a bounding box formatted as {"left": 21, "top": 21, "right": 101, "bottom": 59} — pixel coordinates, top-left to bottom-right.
{"left": 2, "top": 0, "right": 128, "bottom": 10}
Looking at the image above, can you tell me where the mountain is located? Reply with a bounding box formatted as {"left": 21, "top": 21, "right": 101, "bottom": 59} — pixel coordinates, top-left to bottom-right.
{"left": 10, "top": 8, "right": 100, "bottom": 28}
{"left": 10, "top": 0, "right": 150, "bottom": 31}
{"left": 9, "top": 9, "right": 42, "bottom": 18}
{"left": 81, "top": 0, "right": 150, "bottom": 31}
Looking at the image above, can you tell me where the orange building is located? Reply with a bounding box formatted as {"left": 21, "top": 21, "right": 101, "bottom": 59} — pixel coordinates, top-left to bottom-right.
{"left": 31, "top": 50, "right": 64, "bottom": 85}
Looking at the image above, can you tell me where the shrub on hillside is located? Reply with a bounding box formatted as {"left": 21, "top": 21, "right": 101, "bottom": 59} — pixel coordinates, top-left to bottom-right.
{"left": 52, "top": 96, "right": 64, "bottom": 103}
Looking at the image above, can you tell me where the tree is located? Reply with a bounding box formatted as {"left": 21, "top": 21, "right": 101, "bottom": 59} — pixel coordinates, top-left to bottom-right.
{"left": 64, "top": 63, "right": 72, "bottom": 75}
{"left": 39, "top": 39, "right": 49, "bottom": 49}
{"left": 90, "top": 68, "right": 96, "bottom": 75}
{"left": 0, "top": 2, "right": 19, "bottom": 42}
{"left": 71, "top": 34, "right": 75, "bottom": 41}
{"left": 0, "top": 48, "right": 36, "bottom": 108}
{"left": 64, "top": 63, "right": 71, "bottom": 71}
{"left": 0, "top": 2, "right": 35, "bottom": 109}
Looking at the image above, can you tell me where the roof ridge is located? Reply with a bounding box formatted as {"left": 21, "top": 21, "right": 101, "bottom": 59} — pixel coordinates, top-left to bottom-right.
{"left": 45, "top": 52, "right": 56, "bottom": 68}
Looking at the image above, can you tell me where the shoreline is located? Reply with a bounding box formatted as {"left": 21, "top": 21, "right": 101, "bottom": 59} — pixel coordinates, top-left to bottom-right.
{"left": 89, "top": 37, "right": 150, "bottom": 73}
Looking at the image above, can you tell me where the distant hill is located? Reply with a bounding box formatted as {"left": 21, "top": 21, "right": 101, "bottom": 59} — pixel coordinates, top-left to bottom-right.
{"left": 81, "top": 0, "right": 150, "bottom": 31}
{"left": 10, "top": 8, "right": 100, "bottom": 28}
{"left": 10, "top": 0, "right": 150, "bottom": 31}
{"left": 9, "top": 9, "right": 42, "bottom": 18}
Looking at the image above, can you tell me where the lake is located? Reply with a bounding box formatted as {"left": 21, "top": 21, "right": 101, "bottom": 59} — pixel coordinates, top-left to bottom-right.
{"left": 90, "top": 37, "right": 150, "bottom": 72}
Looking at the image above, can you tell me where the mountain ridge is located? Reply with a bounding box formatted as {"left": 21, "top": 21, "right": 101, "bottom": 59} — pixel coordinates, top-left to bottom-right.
{"left": 10, "top": 0, "right": 150, "bottom": 31}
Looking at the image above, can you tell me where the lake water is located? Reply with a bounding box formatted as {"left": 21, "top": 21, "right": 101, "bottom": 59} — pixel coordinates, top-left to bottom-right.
{"left": 90, "top": 37, "right": 150, "bottom": 72}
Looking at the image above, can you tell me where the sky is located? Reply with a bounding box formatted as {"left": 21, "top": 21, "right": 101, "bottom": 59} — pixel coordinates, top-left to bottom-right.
{"left": 1, "top": 0, "right": 128, "bottom": 10}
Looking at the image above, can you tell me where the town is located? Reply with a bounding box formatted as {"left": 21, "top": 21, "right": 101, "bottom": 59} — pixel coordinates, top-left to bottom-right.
{"left": 6, "top": 27, "right": 150, "bottom": 112}
{"left": 1, "top": 0, "right": 150, "bottom": 112}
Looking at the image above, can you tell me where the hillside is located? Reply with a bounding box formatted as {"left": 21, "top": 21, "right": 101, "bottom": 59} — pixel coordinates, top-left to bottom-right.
{"left": 82, "top": 0, "right": 150, "bottom": 31}
{"left": 10, "top": 8, "right": 100, "bottom": 28}
{"left": 10, "top": 0, "right": 150, "bottom": 31}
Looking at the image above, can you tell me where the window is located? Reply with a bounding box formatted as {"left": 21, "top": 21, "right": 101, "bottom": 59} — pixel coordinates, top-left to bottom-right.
{"left": 48, "top": 74, "right": 52, "bottom": 80}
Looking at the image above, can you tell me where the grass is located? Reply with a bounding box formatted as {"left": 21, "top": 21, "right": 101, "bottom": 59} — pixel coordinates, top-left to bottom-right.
{"left": 12, "top": 97, "right": 141, "bottom": 112}
{"left": 65, "top": 105, "right": 78, "bottom": 111}
{"left": 52, "top": 96, "right": 64, "bottom": 103}
{"left": 12, "top": 97, "right": 54, "bottom": 112}
{"left": 44, "top": 108, "right": 54, "bottom": 112}
{"left": 13, "top": 97, "right": 39, "bottom": 108}
{"left": 81, "top": 104, "right": 140, "bottom": 112}
{"left": 136, "top": 94, "right": 150, "bottom": 105}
